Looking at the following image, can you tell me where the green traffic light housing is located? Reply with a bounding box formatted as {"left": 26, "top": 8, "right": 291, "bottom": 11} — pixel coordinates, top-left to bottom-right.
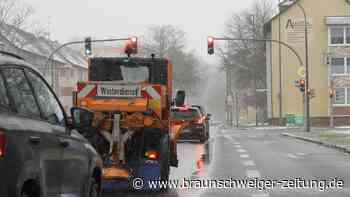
{"left": 84, "top": 37, "right": 92, "bottom": 56}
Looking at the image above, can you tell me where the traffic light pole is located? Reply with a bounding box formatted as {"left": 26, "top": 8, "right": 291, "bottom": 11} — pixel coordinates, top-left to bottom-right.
{"left": 44, "top": 37, "right": 131, "bottom": 88}
{"left": 295, "top": 2, "right": 311, "bottom": 132}
{"left": 210, "top": 37, "right": 306, "bottom": 130}
{"left": 213, "top": 37, "right": 304, "bottom": 69}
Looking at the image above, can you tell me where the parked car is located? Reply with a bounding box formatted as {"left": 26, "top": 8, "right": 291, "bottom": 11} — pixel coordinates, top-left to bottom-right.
{"left": 191, "top": 105, "right": 211, "bottom": 139}
{"left": 0, "top": 51, "right": 103, "bottom": 197}
{"left": 171, "top": 106, "right": 209, "bottom": 143}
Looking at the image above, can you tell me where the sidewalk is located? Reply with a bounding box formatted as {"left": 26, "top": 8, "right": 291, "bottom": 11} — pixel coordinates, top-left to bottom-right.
{"left": 282, "top": 127, "right": 350, "bottom": 154}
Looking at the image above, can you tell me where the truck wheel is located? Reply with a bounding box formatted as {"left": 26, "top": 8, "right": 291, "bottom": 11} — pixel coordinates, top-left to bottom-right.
{"left": 160, "top": 134, "right": 170, "bottom": 181}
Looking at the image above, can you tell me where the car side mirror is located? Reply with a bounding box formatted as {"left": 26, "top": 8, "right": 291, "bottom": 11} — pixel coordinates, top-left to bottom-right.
{"left": 207, "top": 113, "right": 212, "bottom": 120}
{"left": 70, "top": 107, "right": 94, "bottom": 129}
{"left": 175, "top": 90, "right": 186, "bottom": 107}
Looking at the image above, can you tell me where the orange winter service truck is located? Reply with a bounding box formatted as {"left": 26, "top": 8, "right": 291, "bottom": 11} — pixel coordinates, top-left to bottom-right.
{"left": 71, "top": 46, "right": 187, "bottom": 191}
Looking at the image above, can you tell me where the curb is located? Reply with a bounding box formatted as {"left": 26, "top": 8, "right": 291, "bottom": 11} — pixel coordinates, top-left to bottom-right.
{"left": 282, "top": 132, "right": 350, "bottom": 154}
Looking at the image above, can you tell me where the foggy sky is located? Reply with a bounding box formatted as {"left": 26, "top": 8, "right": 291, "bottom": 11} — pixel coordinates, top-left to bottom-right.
{"left": 26, "top": 0, "right": 258, "bottom": 56}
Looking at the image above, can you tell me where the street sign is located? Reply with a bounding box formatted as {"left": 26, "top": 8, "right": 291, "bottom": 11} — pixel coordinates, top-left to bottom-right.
{"left": 297, "top": 67, "right": 306, "bottom": 77}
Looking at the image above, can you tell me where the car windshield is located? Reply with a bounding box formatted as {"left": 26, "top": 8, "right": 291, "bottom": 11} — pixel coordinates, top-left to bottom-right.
{"left": 171, "top": 109, "right": 199, "bottom": 120}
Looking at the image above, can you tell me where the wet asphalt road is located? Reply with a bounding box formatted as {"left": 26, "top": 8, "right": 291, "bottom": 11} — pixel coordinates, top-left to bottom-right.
{"left": 103, "top": 126, "right": 350, "bottom": 197}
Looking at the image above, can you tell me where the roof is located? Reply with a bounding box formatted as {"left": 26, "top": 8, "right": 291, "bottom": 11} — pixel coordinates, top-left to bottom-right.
{"left": 264, "top": 0, "right": 301, "bottom": 34}
{"left": 266, "top": 0, "right": 301, "bottom": 25}
{"left": 0, "top": 24, "right": 87, "bottom": 69}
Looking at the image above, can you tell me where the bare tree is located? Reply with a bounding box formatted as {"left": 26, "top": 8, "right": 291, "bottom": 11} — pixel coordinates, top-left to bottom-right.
{"left": 220, "top": 0, "right": 274, "bottom": 91}
{"left": 141, "top": 25, "right": 186, "bottom": 57}
{"left": 0, "top": 0, "right": 41, "bottom": 49}
{"left": 141, "top": 25, "right": 202, "bottom": 96}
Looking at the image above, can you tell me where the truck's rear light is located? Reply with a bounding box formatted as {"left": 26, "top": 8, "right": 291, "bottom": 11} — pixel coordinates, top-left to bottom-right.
{"left": 0, "top": 131, "right": 6, "bottom": 157}
{"left": 145, "top": 150, "right": 159, "bottom": 160}
{"left": 195, "top": 116, "right": 205, "bottom": 124}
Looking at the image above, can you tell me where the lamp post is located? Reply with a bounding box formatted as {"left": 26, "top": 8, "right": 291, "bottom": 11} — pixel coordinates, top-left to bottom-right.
{"left": 295, "top": 2, "right": 311, "bottom": 132}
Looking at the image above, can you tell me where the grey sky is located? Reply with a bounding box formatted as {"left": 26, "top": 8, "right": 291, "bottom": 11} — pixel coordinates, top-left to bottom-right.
{"left": 26, "top": 0, "right": 262, "bottom": 57}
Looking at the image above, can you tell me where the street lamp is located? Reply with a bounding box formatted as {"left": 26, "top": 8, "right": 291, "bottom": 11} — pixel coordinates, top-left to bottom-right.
{"left": 294, "top": 2, "right": 311, "bottom": 132}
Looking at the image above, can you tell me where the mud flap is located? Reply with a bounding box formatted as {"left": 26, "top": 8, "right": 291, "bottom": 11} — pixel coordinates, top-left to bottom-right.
{"left": 133, "top": 161, "right": 162, "bottom": 191}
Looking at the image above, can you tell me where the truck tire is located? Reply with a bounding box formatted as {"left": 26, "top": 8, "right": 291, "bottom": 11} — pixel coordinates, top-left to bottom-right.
{"left": 160, "top": 134, "right": 170, "bottom": 181}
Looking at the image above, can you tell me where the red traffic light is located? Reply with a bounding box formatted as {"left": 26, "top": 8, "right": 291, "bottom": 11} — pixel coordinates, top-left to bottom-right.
{"left": 207, "top": 36, "right": 214, "bottom": 55}
{"left": 299, "top": 79, "right": 305, "bottom": 87}
{"left": 125, "top": 36, "right": 138, "bottom": 55}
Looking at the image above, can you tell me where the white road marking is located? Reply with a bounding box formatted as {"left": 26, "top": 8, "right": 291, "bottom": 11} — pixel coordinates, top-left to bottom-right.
{"left": 235, "top": 145, "right": 242, "bottom": 148}
{"left": 287, "top": 153, "right": 298, "bottom": 159}
{"left": 263, "top": 140, "right": 276, "bottom": 145}
{"left": 240, "top": 154, "right": 250, "bottom": 158}
{"left": 224, "top": 135, "right": 236, "bottom": 142}
{"left": 246, "top": 170, "right": 261, "bottom": 178}
{"left": 243, "top": 160, "right": 255, "bottom": 166}
{"left": 252, "top": 193, "right": 269, "bottom": 197}
{"left": 296, "top": 152, "right": 307, "bottom": 156}
{"left": 237, "top": 149, "right": 247, "bottom": 153}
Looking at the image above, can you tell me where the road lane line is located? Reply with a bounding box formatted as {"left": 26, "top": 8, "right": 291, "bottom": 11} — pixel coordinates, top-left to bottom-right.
{"left": 287, "top": 153, "right": 298, "bottom": 159}
{"left": 252, "top": 193, "right": 269, "bottom": 197}
{"left": 242, "top": 160, "right": 255, "bottom": 166}
{"left": 240, "top": 154, "right": 250, "bottom": 158}
{"left": 246, "top": 170, "right": 261, "bottom": 178}
{"left": 237, "top": 149, "right": 247, "bottom": 153}
{"left": 235, "top": 145, "right": 242, "bottom": 148}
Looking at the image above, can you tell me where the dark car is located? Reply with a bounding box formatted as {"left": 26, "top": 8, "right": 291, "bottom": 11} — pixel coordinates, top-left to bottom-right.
{"left": 191, "top": 105, "right": 211, "bottom": 139}
{"left": 171, "top": 106, "right": 208, "bottom": 143}
{"left": 0, "top": 51, "right": 103, "bottom": 197}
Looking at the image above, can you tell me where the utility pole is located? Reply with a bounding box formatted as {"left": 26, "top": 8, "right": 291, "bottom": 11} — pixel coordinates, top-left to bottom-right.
{"left": 329, "top": 76, "right": 335, "bottom": 128}
{"left": 252, "top": 15, "right": 259, "bottom": 127}
{"left": 235, "top": 91, "right": 240, "bottom": 127}
{"left": 226, "top": 67, "right": 234, "bottom": 127}
{"left": 278, "top": 0, "right": 283, "bottom": 126}
{"left": 295, "top": 2, "right": 311, "bottom": 132}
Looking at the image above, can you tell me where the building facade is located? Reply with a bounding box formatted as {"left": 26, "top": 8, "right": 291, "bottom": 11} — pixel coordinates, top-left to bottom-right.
{"left": 0, "top": 25, "right": 87, "bottom": 112}
{"left": 265, "top": 0, "right": 350, "bottom": 126}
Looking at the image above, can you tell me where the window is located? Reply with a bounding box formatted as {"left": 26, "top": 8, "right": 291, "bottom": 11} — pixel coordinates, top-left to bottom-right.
{"left": 2, "top": 68, "right": 41, "bottom": 117}
{"left": 334, "top": 88, "right": 350, "bottom": 105}
{"left": 0, "top": 72, "right": 9, "bottom": 110}
{"left": 330, "top": 27, "right": 345, "bottom": 44}
{"left": 335, "top": 88, "right": 346, "bottom": 105}
{"left": 26, "top": 69, "right": 65, "bottom": 126}
{"left": 331, "top": 58, "right": 345, "bottom": 74}
{"left": 330, "top": 26, "right": 350, "bottom": 45}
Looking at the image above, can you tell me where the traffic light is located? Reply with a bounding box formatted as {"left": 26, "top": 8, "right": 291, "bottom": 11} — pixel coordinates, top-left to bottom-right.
{"left": 207, "top": 36, "right": 214, "bottom": 55}
{"left": 84, "top": 37, "right": 92, "bottom": 56}
{"left": 299, "top": 79, "right": 306, "bottom": 92}
{"left": 125, "top": 36, "right": 138, "bottom": 55}
{"left": 130, "top": 36, "right": 138, "bottom": 54}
